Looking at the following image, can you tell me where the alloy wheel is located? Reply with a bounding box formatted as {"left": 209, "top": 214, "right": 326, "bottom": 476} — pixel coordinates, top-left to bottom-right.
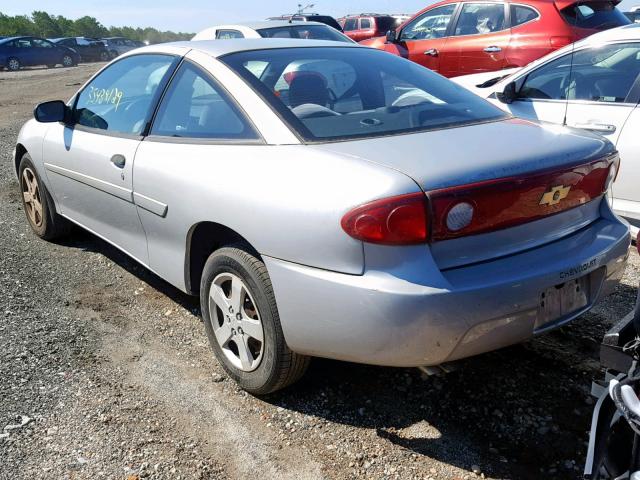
{"left": 209, "top": 272, "right": 265, "bottom": 372}
{"left": 21, "top": 168, "right": 44, "bottom": 227}
{"left": 8, "top": 58, "right": 20, "bottom": 71}
{"left": 62, "top": 55, "right": 73, "bottom": 67}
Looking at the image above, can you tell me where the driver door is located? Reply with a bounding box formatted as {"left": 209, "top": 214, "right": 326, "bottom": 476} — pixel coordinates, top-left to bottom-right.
{"left": 42, "top": 53, "right": 177, "bottom": 264}
{"left": 397, "top": 4, "right": 458, "bottom": 73}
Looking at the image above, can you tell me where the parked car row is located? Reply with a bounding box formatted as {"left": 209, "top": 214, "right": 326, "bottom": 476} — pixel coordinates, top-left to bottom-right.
{"left": 0, "top": 35, "right": 145, "bottom": 71}
{"left": 0, "top": 36, "right": 79, "bottom": 71}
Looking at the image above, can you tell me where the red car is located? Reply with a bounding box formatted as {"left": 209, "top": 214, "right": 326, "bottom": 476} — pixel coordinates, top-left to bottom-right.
{"left": 339, "top": 14, "right": 400, "bottom": 42}
{"left": 361, "top": 0, "right": 629, "bottom": 77}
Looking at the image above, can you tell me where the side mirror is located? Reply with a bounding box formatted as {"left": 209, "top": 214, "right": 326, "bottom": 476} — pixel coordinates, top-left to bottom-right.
{"left": 386, "top": 29, "right": 398, "bottom": 43}
{"left": 34, "top": 100, "right": 68, "bottom": 123}
{"left": 497, "top": 81, "right": 517, "bottom": 104}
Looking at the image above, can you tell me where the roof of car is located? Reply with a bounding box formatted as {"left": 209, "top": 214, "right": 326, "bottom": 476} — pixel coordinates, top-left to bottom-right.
{"left": 212, "top": 20, "right": 328, "bottom": 30}
{"left": 143, "top": 38, "right": 361, "bottom": 57}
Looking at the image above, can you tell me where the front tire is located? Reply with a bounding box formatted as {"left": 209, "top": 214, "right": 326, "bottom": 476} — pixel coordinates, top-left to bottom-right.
{"left": 200, "top": 246, "right": 309, "bottom": 395}
{"left": 19, "top": 154, "right": 72, "bottom": 240}
{"left": 7, "top": 57, "right": 20, "bottom": 71}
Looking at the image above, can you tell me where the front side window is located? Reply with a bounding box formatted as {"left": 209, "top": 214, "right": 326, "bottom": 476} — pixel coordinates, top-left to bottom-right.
{"left": 151, "top": 62, "right": 258, "bottom": 140}
{"left": 222, "top": 47, "right": 507, "bottom": 141}
{"left": 560, "top": 1, "right": 629, "bottom": 29}
{"left": 519, "top": 43, "right": 640, "bottom": 103}
{"left": 400, "top": 5, "right": 457, "bottom": 41}
{"left": 216, "top": 29, "right": 244, "bottom": 39}
{"left": 257, "top": 25, "right": 351, "bottom": 42}
{"left": 73, "top": 54, "right": 174, "bottom": 135}
{"left": 511, "top": 5, "right": 539, "bottom": 26}
{"left": 454, "top": 3, "right": 506, "bottom": 36}
{"left": 15, "top": 39, "right": 33, "bottom": 48}
{"left": 343, "top": 18, "right": 358, "bottom": 31}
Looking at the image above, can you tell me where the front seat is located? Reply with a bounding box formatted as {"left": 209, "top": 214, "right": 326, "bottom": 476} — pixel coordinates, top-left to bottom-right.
{"left": 288, "top": 73, "right": 330, "bottom": 108}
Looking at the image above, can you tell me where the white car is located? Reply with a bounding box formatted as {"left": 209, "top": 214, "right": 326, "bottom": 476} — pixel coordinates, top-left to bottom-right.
{"left": 452, "top": 24, "right": 640, "bottom": 235}
{"left": 192, "top": 21, "right": 353, "bottom": 43}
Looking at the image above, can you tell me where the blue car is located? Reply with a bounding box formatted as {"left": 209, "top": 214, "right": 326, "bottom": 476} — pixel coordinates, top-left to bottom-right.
{"left": 0, "top": 36, "right": 80, "bottom": 71}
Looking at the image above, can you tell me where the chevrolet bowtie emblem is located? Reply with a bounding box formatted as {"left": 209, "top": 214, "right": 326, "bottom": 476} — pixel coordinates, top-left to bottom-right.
{"left": 540, "top": 185, "right": 571, "bottom": 206}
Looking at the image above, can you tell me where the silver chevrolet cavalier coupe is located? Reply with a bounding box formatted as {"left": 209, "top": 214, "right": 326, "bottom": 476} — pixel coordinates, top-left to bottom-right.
{"left": 14, "top": 39, "right": 630, "bottom": 394}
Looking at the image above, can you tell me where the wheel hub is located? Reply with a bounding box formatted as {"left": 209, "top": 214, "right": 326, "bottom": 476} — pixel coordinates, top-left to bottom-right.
{"left": 209, "top": 272, "right": 265, "bottom": 372}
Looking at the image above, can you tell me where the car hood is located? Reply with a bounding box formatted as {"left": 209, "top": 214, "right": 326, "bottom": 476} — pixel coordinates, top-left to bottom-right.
{"left": 310, "top": 117, "right": 615, "bottom": 191}
{"left": 450, "top": 68, "right": 522, "bottom": 97}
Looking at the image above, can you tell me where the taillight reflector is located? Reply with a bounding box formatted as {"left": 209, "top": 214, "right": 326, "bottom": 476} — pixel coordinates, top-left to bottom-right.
{"left": 341, "top": 192, "right": 428, "bottom": 245}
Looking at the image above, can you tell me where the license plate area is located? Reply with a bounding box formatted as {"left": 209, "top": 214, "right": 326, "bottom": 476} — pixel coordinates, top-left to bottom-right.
{"left": 536, "top": 275, "right": 591, "bottom": 330}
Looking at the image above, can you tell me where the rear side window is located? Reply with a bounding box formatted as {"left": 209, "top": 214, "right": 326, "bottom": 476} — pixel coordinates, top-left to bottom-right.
{"left": 151, "top": 62, "right": 259, "bottom": 140}
{"left": 360, "top": 18, "right": 372, "bottom": 29}
{"left": 216, "top": 29, "right": 244, "bottom": 39}
{"left": 74, "top": 54, "right": 174, "bottom": 135}
{"left": 510, "top": 5, "right": 540, "bottom": 26}
{"left": 560, "top": 1, "right": 630, "bottom": 29}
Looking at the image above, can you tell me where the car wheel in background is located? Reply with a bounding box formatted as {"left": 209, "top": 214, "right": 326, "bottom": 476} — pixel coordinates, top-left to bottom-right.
{"left": 7, "top": 57, "right": 20, "bottom": 71}
{"left": 109, "top": 50, "right": 118, "bottom": 59}
{"left": 200, "top": 246, "right": 310, "bottom": 395}
{"left": 61, "top": 54, "right": 74, "bottom": 67}
{"left": 100, "top": 51, "right": 110, "bottom": 61}
{"left": 18, "top": 154, "right": 72, "bottom": 240}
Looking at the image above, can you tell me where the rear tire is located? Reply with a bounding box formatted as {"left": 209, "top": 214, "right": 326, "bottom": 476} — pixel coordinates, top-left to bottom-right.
{"left": 18, "top": 154, "right": 72, "bottom": 240}
{"left": 200, "top": 246, "right": 310, "bottom": 395}
{"left": 7, "top": 57, "right": 20, "bottom": 71}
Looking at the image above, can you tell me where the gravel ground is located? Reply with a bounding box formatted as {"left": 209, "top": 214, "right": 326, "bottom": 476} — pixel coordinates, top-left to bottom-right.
{"left": 1, "top": 64, "right": 639, "bottom": 480}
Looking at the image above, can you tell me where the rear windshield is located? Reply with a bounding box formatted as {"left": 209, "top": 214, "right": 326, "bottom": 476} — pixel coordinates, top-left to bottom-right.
{"left": 257, "top": 25, "right": 351, "bottom": 43}
{"left": 221, "top": 47, "right": 507, "bottom": 142}
{"left": 560, "top": 1, "right": 630, "bottom": 29}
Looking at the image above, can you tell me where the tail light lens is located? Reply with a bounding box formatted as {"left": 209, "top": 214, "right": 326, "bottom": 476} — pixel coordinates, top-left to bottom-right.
{"left": 430, "top": 155, "right": 617, "bottom": 241}
{"left": 341, "top": 192, "right": 428, "bottom": 245}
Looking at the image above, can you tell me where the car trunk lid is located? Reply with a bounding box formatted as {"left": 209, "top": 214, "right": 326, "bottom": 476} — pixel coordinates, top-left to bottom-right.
{"left": 313, "top": 118, "right": 618, "bottom": 268}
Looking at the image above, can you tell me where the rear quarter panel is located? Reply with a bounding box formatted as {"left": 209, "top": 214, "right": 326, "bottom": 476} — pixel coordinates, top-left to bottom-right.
{"left": 131, "top": 142, "right": 421, "bottom": 290}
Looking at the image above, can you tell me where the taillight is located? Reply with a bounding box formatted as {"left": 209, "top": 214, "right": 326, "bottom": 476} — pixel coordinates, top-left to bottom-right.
{"left": 341, "top": 192, "right": 428, "bottom": 245}
{"left": 429, "top": 155, "right": 616, "bottom": 241}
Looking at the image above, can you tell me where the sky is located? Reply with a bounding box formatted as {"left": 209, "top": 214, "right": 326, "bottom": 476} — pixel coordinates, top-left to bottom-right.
{"left": 0, "top": 0, "right": 638, "bottom": 32}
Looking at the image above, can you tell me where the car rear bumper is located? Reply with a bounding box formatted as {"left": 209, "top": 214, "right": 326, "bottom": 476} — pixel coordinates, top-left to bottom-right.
{"left": 265, "top": 213, "right": 630, "bottom": 367}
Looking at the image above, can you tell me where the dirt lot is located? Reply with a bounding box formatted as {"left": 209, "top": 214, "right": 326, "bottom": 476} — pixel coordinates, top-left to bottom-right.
{"left": 0, "top": 63, "right": 639, "bottom": 480}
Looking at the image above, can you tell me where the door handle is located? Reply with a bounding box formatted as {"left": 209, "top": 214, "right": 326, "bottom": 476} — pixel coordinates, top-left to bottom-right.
{"left": 424, "top": 48, "right": 438, "bottom": 56}
{"left": 483, "top": 46, "right": 502, "bottom": 53}
{"left": 110, "top": 154, "right": 126, "bottom": 168}
{"left": 570, "top": 123, "right": 616, "bottom": 133}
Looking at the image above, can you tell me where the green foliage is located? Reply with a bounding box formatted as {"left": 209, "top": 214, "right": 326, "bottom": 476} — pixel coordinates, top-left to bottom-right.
{"left": 0, "top": 11, "right": 193, "bottom": 43}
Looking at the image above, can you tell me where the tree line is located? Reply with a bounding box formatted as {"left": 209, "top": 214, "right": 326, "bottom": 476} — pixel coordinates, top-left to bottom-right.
{"left": 0, "top": 11, "right": 194, "bottom": 43}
